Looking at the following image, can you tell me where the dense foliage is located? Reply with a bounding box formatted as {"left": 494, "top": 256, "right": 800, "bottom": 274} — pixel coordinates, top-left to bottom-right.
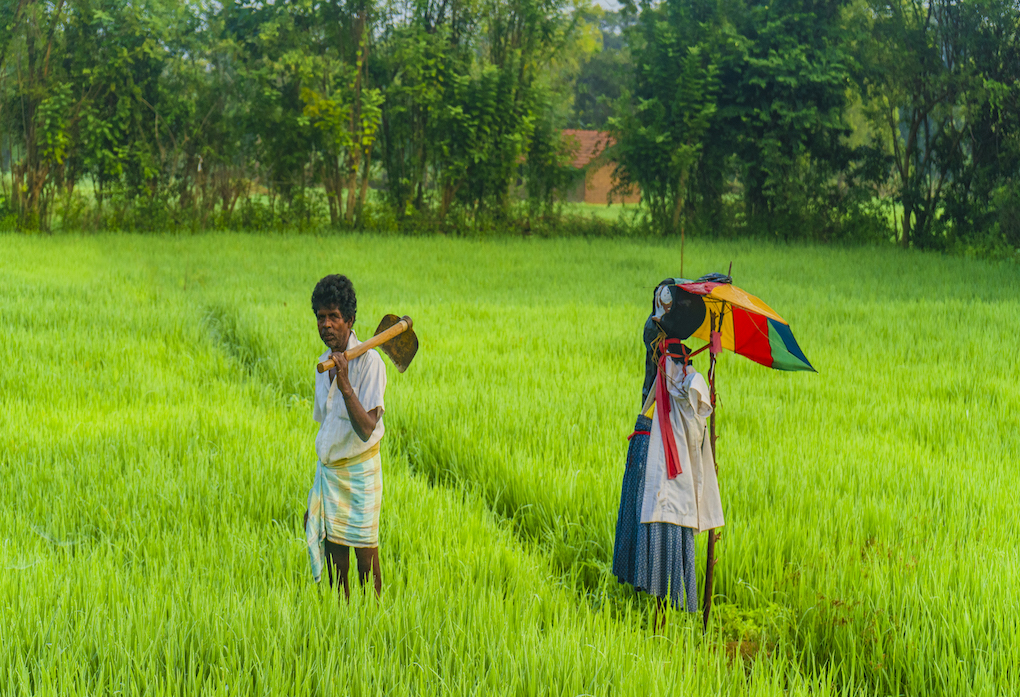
{"left": 0, "top": 0, "right": 1017, "bottom": 254}
{"left": 609, "top": 0, "right": 1020, "bottom": 253}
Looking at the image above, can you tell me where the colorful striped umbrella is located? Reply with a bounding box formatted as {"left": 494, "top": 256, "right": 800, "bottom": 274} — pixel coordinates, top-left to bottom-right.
{"left": 677, "top": 280, "right": 815, "bottom": 372}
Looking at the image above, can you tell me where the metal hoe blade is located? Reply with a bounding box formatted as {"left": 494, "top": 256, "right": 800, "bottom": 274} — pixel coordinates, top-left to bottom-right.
{"left": 373, "top": 314, "right": 419, "bottom": 372}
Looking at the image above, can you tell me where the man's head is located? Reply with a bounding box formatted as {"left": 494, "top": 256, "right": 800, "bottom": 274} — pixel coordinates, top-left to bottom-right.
{"left": 312, "top": 274, "right": 357, "bottom": 352}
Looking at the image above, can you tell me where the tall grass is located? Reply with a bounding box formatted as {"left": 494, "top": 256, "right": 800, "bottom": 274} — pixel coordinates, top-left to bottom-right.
{"left": 2, "top": 233, "right": 1017, "bottom": 695}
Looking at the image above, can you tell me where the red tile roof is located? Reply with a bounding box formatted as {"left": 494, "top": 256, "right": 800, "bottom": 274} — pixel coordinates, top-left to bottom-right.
{"left": 562, "top": 129, "right": 614, "bottom": 168}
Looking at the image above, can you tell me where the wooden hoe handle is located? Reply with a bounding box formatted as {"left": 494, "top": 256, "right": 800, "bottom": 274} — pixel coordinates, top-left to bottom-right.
{"left": 317, "top": 316, "right": 414, "bottom": 373}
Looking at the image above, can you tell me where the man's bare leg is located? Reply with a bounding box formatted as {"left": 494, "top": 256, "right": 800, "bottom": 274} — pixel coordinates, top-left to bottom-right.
{"left": 324, "top": 540, "right": 352, "bottom": 599}
{"left": 354, "top": 547, "right": 382, "bottom": 597}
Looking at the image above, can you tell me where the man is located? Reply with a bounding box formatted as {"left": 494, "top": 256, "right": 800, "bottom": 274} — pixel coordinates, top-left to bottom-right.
{"left": 304, "top": 274, "right": 387, "bottom": 598}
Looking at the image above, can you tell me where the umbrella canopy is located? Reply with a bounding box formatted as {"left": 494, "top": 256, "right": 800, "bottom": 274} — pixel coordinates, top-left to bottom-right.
{"left": 666, "top": 279, "right": 815, "bottom": 372}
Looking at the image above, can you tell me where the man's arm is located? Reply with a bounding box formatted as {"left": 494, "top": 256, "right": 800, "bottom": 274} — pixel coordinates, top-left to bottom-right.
{"left": 331, "top": 351, "right": 382, "bottom": 441}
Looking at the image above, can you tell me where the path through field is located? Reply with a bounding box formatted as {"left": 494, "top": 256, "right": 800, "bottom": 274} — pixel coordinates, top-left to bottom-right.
{"left": 1, "top": 235, "right": 1018, "bottom": 695}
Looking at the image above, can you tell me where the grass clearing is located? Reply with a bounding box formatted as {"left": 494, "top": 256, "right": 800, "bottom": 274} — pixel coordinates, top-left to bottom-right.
{"left": 1, "top": 234, "right": 1018, "bottom": 695}
{"left": 557, "top": 202, "right": 643, "bottom": 223}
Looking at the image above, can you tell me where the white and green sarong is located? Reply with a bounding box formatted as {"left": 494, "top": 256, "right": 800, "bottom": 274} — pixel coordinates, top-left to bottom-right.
{"left": 305, "top": 444, "right": 383, "bottom": 583}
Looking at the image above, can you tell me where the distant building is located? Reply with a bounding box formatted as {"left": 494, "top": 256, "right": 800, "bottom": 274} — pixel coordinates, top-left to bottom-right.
{"left": 561, "top": 129, "right": 640, "bottom": 205}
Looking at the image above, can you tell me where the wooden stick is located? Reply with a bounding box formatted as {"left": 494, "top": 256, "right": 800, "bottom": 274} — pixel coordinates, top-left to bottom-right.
{"left": 680, "top": 224, "right": 685, "bottom": 278}
{"left": 317, "top": 316, "right": 413, "bottom": 373}
{"left": 689, "top": 342, "right": 710, "bottom": 359}
{"left": 703, "top": 314, "right": 719, "bottom": 633}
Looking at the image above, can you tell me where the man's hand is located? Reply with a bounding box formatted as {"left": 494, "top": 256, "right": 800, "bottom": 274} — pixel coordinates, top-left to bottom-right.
{"left": 330, "top": 351, "right": 352, "bottom": 393}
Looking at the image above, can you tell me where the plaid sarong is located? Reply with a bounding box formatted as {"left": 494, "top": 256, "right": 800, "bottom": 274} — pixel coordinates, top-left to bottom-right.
{"left": 305, "top": 444, "right": 383, "bottom": 583}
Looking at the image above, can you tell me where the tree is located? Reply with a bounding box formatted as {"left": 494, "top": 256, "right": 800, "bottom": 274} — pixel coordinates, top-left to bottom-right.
{"left": 611, "top": 0, "right": 861, "bottom": 238}
{"left": 570, "top": 10, "right": 634, "bottom": 129}
{"left": 856, "top": 0, "right": 1020, "bottom": 250}
{"left": 723, "top": 0, "right": 856, "bottom": 233}
{"left": 935, "top": 0, "right": 1020, "bottom": 251}
{"left": 609, "top": 0, "right": 723, "bottom": 236}
{"left": 373, "top": 0, "right": 580, "bottom": 223}
{"left": 860, "top": 0, "right": 969, "bottom": 248}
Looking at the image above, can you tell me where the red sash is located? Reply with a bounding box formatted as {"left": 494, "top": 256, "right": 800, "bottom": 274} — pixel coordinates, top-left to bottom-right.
{"left": 655, "top": 339, "right": 688, "bottom": 479}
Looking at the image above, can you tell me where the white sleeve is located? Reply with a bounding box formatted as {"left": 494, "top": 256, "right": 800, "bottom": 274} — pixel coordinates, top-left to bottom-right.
{"left": 687, "top": 373, "right": 713, "bottom": 418}
{"left": 357, "top": 351, "right": 387, "bottom": 413}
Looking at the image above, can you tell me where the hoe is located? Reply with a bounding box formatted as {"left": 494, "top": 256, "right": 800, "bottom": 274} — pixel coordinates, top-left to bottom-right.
{"left": 317, "top": 314, "right": 418, "bottom": 374}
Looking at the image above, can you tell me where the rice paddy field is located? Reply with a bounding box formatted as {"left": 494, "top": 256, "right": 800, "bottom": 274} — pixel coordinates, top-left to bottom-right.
{"left": 1, "top": 233, "right": 1018, "bottom": 696}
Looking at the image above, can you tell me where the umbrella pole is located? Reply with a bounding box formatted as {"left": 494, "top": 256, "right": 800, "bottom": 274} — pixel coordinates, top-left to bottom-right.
{"left": 702, "top": 326, "right": 719, "bottom": 632}
{"left": 680, "top": 224, "right": 685, "bottom": 278}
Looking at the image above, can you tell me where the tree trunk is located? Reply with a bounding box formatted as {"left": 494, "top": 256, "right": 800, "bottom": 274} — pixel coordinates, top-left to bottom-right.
{"left": 901, "top": 202, "right": 912, "bottom": 248}
{"left": 670, "top": 170, "right": 689, "bottom": 236}
{"left": 343, "top": 151, "right": 359, "bottom": 223}
{"left": 356, "top": 143, "right": 373, "bottom": 225}
{"left": 440, "top": 181, "right": 462, "bottom": 219}
{"left": 344, "top": 8, "right": 367, "bottom": 225}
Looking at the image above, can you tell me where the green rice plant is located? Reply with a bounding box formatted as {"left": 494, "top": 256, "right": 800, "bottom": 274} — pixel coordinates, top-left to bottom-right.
{"left": 2, "top": 233, "right": 1018, "bottom": 695}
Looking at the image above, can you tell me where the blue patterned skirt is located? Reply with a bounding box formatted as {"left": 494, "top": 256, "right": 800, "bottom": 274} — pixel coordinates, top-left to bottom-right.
{"left": 612, "top": 414, "right": 698, "bottom": 611}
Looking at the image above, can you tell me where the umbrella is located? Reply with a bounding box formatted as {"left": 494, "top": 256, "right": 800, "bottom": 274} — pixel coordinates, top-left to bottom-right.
{"left": 648, "top": 275, "right": 815, "bottom": 630}
{"left": 662, "top": 278, "right": 815, "bottom": 372}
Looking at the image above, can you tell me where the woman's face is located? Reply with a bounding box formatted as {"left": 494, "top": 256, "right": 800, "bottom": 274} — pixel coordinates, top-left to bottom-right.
{"left": 316, "top": 305, "right": 354, "bottom": 352}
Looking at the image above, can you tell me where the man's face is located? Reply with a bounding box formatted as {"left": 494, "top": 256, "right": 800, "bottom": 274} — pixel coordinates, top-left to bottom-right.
{"left": 316, "top": 305, "right": 353, "bottom": 352}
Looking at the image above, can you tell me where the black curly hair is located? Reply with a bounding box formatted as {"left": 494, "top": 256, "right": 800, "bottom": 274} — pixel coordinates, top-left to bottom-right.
{"left": 311, "top": 274, "right": 357, "bottom": 324}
